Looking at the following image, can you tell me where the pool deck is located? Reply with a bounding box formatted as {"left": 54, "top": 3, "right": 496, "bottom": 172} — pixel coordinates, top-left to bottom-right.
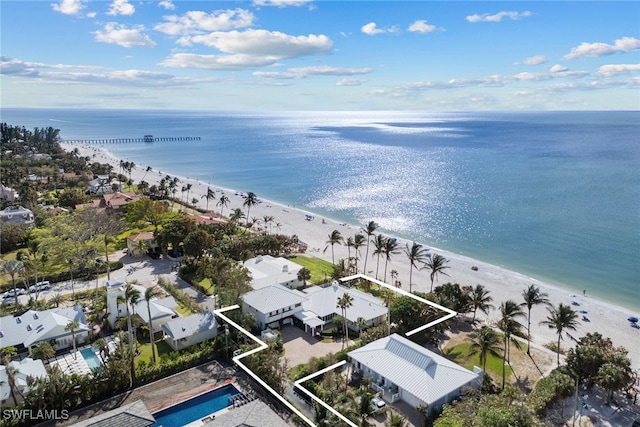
{"left": 56, "top": 360, "right": 235, "bottom": 426}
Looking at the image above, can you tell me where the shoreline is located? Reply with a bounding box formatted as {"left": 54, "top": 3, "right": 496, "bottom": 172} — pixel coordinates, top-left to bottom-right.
{"left": 63, "top": 142, "right": 640, "bottom": 372}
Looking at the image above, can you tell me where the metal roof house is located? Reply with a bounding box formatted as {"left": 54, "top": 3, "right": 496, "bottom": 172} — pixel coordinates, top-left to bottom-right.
{"left": 161, "top": 311, "right": 218, "bottom": 351}
{"left": 348, "top": 334, "right": 482, "bottom": 416}
{"left": 244, "top": 255, "right": 303, "bottom": 290}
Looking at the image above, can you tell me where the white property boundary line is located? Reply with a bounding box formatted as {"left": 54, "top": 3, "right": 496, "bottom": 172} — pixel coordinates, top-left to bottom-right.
{"left": 215, "top": 274, "right": 458, "bottom": 427}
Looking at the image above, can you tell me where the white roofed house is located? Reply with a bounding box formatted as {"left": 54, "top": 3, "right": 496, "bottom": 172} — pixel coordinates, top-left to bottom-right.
{"left": 0, "top": 358, "right": 48, "bottom": 406}
{"left": 0, "top": 306, "right": 90, "bottom": 353}
{"left": 105, "top": 279, "right": 178, "bottom": 333}
{"left": 0, "top": 205, "right": 35, "bottom": 226}
{"left": 242, "top": 285, "right": 307, "bottom": 330}
{"left": 161, "top": 311, "right": 218, "bottom": 351}
{"left": 244, "top": 255, "right": 304, "bottom": 290}
{"left": 301, "top": 281, "right": 388, "bottom": 333}
{"left": 348, "top": 334, "right": 483, "bottom": 416}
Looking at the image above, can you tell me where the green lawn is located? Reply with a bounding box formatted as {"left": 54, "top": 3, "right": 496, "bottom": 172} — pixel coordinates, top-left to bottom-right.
{"left": 289, "top": 255, "right": 334, "bottom": 285}
{"left": 443, "top": 342, "right": 511, "bottom": 380}
{"left": 136, "top": 337, "right": 173, "bottom": 365}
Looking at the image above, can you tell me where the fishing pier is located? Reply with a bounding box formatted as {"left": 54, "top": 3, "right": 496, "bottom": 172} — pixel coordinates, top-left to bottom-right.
{"left": 62, "top": 135, "right": 201, "bottom": 144}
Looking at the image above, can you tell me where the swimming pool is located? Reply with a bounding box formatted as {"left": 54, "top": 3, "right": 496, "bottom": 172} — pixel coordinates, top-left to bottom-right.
{"left": 152, "top": 384, "right": 240, "bottom": 427}
{"left": 80, "top": 347, "right": 102, "bottom": 370}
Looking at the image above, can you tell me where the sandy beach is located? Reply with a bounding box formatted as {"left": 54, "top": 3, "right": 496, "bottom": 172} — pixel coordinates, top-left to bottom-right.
{"left": 64, "top": 142, "right": 640, "bottom": 372}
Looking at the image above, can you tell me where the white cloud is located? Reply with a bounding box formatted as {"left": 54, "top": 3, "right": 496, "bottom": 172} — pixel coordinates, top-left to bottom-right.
{"left": 154, "top": 9, "right": 255, "bottom": 36}
{"left": 158, "top": 0, "right": 175, "bottom": 10}
{"left": 466, "top": 11, "right": 532, "bottom": 23}
{"left": 189, "top": 29, "right": 332, "bottom": 58}
{"left": 514, "top": 55, "right": 547, "bottom": 66}
{"left": 361, "top": 22, "right": 385, "bottom": 36}
{"left": 160, "top": 53, "right": 279, "bottom": 70}
{"left": 253, "top": 0, "right": 313, "bottom": 7}
{"left": 564, "top": 37, "right": 640, "bottom": 60}
{"left": 596, "top": 63, "right": 640, "bottom": 77}
{"left": 254, "top": 66, "right": 373, "bottom": 79}
{"left": 51, "top": 0, "right": 86, "bottom": 15}
{"left": 549, "top": 64, "right": 568, "bottom": 73}
{"left": 107, "top": 0, "right": 134, "bottom": 16}
{"left": 336, "top": 78, "right": 367, "bottom": 86}
{"left": 408, "top": 20, "right": 437, "bottom": 33}
{"left": 93, "top": 23, "right": 156, "bottom": 48}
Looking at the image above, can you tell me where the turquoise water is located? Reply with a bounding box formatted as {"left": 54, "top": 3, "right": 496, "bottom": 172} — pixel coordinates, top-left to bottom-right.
{"left": 80, "top": 347, "right": 101, "bottom": 369}
{"left": 1, "top": 109, "right": 638, "bottom": 310}
{"left": 152, "top": 384, "right": 240, "bottom": 427}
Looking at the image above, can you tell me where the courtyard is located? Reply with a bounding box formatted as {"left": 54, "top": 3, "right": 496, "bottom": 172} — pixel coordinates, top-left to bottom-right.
{"left": 279, "top": 325, "right": 346, "bottom": 367}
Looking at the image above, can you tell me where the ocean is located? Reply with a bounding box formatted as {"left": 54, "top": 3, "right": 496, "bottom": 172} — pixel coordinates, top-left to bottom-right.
{"left": 1, "top": 109, "right": 639, "bottom": 310}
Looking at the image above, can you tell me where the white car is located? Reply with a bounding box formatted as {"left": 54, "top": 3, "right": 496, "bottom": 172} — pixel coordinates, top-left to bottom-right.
{"left": 29, "top": 281, "right": 52, "bottom": 293}
{"left": 372, "top": 396, "right": 386, "bottom": 409}
{"left": 2, "top": 288, "right": 26, "bottom": 299}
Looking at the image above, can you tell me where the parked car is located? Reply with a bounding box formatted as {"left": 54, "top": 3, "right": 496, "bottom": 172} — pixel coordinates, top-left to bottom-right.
{"left": 371, "top": 396, "right": 386, "bottom": 410}
{"left": 2, "top": 288, "right": 26, "bottom": 299}
{"left": 29, "top": 281, "right": 52, "bottom": 293}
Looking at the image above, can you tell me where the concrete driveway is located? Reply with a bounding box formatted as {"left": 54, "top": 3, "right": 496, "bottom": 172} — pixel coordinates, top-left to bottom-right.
{"left": 280, "top": 325, "right": 346, "bottom": 367}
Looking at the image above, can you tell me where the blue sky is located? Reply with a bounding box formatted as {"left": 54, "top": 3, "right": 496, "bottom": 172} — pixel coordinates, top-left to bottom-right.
{"left": 1, "top": 1, "right": 639, "bottom": 110}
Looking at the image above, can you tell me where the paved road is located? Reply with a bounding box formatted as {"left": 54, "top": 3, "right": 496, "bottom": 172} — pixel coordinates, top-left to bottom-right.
{"left": 5, "top": 251, "right": 216, "bottom": 312}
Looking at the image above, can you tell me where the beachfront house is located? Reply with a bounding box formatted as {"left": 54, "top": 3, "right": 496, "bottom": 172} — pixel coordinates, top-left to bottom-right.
{"left": 348, "top": 334, "right": 483, "bottom": 416}
{"left": 161, "top": 311, "right": 218, "bottom": 351}
{"left": 86, "top": 175, "right": 123, "bottom": 195}
{"left": 244, "top": 255, "right": 304, "bottom": 290}
{"left": 300, "top": 281, "right": 388, "bottom": 333}
{"left": 0, "top": 358, "right": 48, "bottom": 405}
{"left": 0, "top": 306, "right": 90, "bottom": 353}
{"left": 68, "top": 400, "right": 155, "bottom": 427}
{"left": 0, "top": 205, "right": 35, "bottom": 226}
{"left": 242, "top": 285, "right": 307, "bottom": 330}
{"left": 105, "top": 279, "right": 178, "bottom": 332}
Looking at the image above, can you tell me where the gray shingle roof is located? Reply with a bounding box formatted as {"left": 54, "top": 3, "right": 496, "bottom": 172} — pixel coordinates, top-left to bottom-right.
{"left": 70, "top": 400, "right": 155, "bottom": 427}
{"left": 302, "top": 283, "right": 387, "bottom": 322}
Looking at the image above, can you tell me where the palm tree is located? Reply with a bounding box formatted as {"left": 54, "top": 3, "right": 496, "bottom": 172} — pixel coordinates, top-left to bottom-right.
{"left": 345, "top": 236, "right": 354, "bottom": 261}
{"left": 65, "top": 320, "right": 81, "bottom": 359}
{"left": 1, "top": 347, "right": 19, "bottom": 406}
{"left": 390, "top": 269, "right": 399, "bottom": 287}
{"left": 372, "top": 234, "right": 386, "bottom": 280}
{"left": 217, "top": 194, "right": 230, "bottom": 217}
{"left": 498, "top": 300, "right": 526, "bottom": 389}
{"left": 297, "top": 267, "right": 311, "bottom": 287}
{"left": 361, "top": 221, "right": 379, "bottom": 275}
{"left": 117, "top": 282, "right": 141, "bottom": 388}
{"left": 324, "top": 230, "right": 344, "bottom": 265}
{"left": 30, "top": 342, "right": 55, "bottom": 361}
{"left": 382, "top": 237, "right": 399, "bottom": 283}
{"left": 185, "top": 183, "right": 192, "bottom": 203}
{"left": 540, "top": 303, "right": 579, "bottom": 367}
{"left": 404, "top": 242, "right": 428, "bottom": 292}
{"left": 469, "top": 284, "right": 494, "bottom": 323}
{"left": 262, "top": 215, "right": 274, "bottom": 234}
{"left": 469, "top": 326, "right": 502, "bottom": 373}
{"left": 336, "top": 293, "right": 354, "bottom": 349}
{"left": 353, "top": 233, "right": 366, "bottom": 274}
{"left": 202, "top": 187, "right": 215, "bottom": 211}
{"left": 386, "top": 413, "right": 408, "bottom": 427}
{"left": 243, "top": 191, "right": 258, "bottom": 227}
{"left": 144, "top": 286, "right": 162, "bottom": 364}
{"left": 229, "top": 207, "right": 245, "bottom": 224}
{"left": 1, "top": 259, "right": 25, "bottom": 308}
{"left": 180, "top": 185, "right": 187, "bottom": 202}
{"left": 422, "top": 253, "right": 450, "bottom": 293}
{"left": 142, "top": 165, "right": 152, "bottom": 181}
{"left": 521, "top": 284, "right": 550, "bottom": 355}
{"left": 49, "top": 293, "right": 64, "bottom": 308}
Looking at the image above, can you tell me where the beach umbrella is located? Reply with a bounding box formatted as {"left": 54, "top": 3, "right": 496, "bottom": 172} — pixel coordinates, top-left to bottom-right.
{"left": 628, "top": 316, "right": 639, "bottom": 323}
